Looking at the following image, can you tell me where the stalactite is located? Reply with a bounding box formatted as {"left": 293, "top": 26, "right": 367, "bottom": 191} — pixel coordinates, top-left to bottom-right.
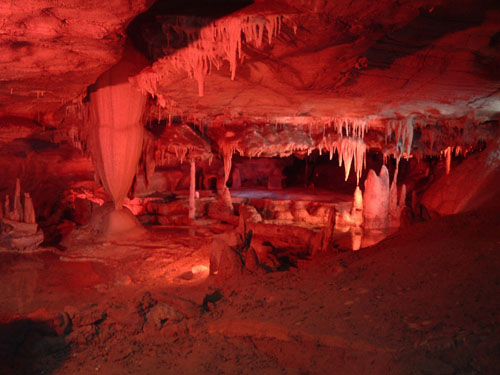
{"left": 386, "top": 117, "right": 414, "bottom": 159}
{"left": 332, "top": 118, "right": 367, "bottom": 138}
{"left": 132, "top": 14, "right": 286, "bottom": 98}
{"left": 337, "top": 137, "right": 366, "bottom": 184}
{"left": 316, "top": 118, "right": 368, "bottom": 184}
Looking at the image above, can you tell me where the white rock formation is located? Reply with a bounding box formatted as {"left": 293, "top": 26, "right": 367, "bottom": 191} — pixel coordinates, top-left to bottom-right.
{"left": 23, "top": 193, "right": 36, "bottom": 224}
{"left": 364, "top": 164, "right": 407, "bottom": 229}
{"left": 363, "top": 165, "right": 390, "bottom": 229}
{"left": 1, "top": 180, "right": 43, "bottom": 250}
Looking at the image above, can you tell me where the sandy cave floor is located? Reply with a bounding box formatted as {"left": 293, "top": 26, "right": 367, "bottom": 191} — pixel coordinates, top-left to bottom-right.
{"left": 0, "top": 206, "right": 500, "bottom": 374}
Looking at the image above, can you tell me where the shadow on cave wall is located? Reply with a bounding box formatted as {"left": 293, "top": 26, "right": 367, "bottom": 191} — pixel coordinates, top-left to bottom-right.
{"left": 362, "top": 0, "right": 500, "bottom": 70}
{"left": 126, "top": 0, "right": 254, "bottom": 62}
{"left": 86, "top": 1, "right": 254, "bottom": 94}
{"left": 0, "top": 319, "right": 69, "bottom": 375}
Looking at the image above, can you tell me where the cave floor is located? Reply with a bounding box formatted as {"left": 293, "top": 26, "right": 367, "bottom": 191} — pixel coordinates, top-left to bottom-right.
{"left": 1, "top": 206, "right": 499, "bottom": 374}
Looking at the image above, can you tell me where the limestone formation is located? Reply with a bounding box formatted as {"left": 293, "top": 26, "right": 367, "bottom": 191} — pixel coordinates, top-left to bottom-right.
{"left": 0, "top": 180, "right": 43, "bottom": 251}
{"left": 363, "top": 166, "right": 390, "bottom": 229}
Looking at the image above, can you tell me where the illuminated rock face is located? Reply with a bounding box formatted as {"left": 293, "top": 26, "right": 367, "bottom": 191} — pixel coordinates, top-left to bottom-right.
{"left": 1, "top": 0, "right": 499, "bottom": 141}
{"left": 0, "top": 0, "right": 149, "bottom": 117}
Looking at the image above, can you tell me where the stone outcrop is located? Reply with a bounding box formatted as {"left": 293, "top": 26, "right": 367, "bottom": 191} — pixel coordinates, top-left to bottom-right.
{"left": 0, "top": 179, "right": 43, "bottom": 250}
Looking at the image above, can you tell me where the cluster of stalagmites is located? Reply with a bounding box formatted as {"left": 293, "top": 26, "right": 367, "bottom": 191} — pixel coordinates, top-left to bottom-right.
{"left": 330, "top": 164, "right": 407, "bottom": 250}
{"left": 0, "top": 178, "right": 43, "bottom": 251}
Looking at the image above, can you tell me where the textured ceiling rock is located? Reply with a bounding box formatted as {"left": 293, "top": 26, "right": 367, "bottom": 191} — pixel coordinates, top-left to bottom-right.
{"left": 0, "top": 0, "right": 499, "bottom": 128}
{"left": 0, "top": 0, "right": 151, "bottom": 118}
{"left": 136, "top": 0, "right": 500, "bottom": 122}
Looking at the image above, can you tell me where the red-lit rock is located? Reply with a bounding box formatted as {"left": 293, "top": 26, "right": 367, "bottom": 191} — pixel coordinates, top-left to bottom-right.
{"left": 0, "top": 1, "right": 499, "bottom": 372}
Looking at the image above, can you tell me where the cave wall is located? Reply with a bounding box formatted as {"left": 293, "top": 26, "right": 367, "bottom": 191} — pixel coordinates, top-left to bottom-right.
{"left": 421, "top": 140, "right": 500, "bottom": 215}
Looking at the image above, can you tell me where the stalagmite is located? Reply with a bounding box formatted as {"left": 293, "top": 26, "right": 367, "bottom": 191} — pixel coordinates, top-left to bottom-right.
{"left": 12, "top": 178, "right": 22, "bottom": 222}
{"left": 389, "top": 157, "right": 400, "bottom": 215}
{"left": 444, "top": 146, "right": 452, "bottom": 175}
{"left": 23, "top": 193, "right": 36, "bottom": 224}
{"left": 353, "top": 186, "right": 363, "bottom": 211}
{"left": 336, "top": 185, "right": 364, "bottom": 229}
{"left": 5, "top": 195, "right": 10, "bottom": 220}
{"left": 363, "top": 165, "right": 390, "bottom": 229}
{"left": 399, "top": 184, "right": 406, "bottom": 210}
{"left": 351, "top": 186, "right": 363, "bottom": 226}
{"left": 351, "top": 227, "right": 362, "bottom": 251}
{"left": 363, "top": 159, "right": 407, "bottom": 228}
{"left": 189, "top": 159, "right": 196, "bottom": 220}
{"left": 222, "top": 146, "right": 234, "bottom": 187}
{"left": 231, "top": 167, "right": 241, "bottom": 189}
{"left": 389, "top": 180, "right": 398, "bottom": 217}
{"left": 389, "top": 183, "right": 407, "bottom": 227}
{"left": 0, "top": 182, "right": 43, "bottom": 250}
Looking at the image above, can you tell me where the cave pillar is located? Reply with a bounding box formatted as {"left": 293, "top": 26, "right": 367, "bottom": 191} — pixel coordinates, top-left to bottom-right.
{"left": 88, "top": 59, "right": 146, "bottom": 235}
{"left": 23, "top": 193, "right": 36, "bottom": 224}
{"left": 221, "top": 148, "right": 234, "bottom": 210}
{"left": 13, "top": 178, "right": 22, "bottom": 221}
{"left": 363, "top": 165, "right": 390, "bottom": 228}
{"left": 444, "top": 146, "right": 452, "bottom": 175}
{"left": 189, "top": 159, "right": 196, "bottom": 220}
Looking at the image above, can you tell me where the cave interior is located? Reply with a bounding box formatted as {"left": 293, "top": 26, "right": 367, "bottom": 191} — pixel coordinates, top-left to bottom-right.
{"left": 0, "top": 0, "right": 499, "bottom": 374}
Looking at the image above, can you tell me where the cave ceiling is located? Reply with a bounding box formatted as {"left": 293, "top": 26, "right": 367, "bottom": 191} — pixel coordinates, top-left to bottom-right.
{"left": 0, "top": 0, "right": 499, "bottom": 144}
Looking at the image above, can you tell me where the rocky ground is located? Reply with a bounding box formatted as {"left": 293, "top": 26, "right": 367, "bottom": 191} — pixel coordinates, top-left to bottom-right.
{"left": 0, "top": 203, "right": 499, "bottom": 374}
